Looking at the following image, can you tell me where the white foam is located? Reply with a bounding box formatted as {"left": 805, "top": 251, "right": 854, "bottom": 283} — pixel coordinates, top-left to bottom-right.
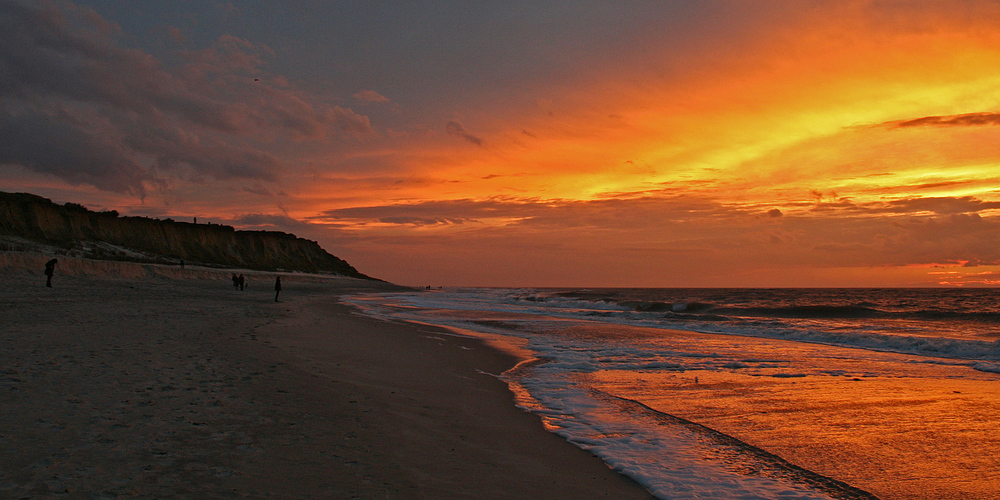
{"left": 973, "top": 362, "right": 1000, "bottom": 374}
{"left": 514, "top": 367, "right": 847, "bottom": 500}
{"left": 368, "top": 289, "right": 1000, "bottom": 362}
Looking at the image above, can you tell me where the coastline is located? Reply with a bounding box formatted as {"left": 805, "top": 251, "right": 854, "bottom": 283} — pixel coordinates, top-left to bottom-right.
{"left": 353, "top": 288, "right": 1000, "bottom": 499}
{"left": 0, "top": 253, "right": 653, "bottom": 498}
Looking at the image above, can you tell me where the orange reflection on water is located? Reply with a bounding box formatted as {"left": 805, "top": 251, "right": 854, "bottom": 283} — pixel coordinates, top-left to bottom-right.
{"left": 585, "top": 341, "right": 1000, "bottom": 500}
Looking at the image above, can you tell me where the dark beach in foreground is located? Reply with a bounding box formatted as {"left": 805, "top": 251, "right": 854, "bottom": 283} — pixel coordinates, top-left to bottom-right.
{"left": 0, "top": 253, "right": 653, "bottom": 498}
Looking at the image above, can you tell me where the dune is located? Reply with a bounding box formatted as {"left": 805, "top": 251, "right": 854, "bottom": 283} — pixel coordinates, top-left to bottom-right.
{"left": 0, "top": 191, "right": 370, "bottom": 278}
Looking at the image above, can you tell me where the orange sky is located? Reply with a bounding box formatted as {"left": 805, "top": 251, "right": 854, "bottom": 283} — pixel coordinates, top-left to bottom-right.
{"left": 3, "top": 1, "right": 1000, "bottom": 286}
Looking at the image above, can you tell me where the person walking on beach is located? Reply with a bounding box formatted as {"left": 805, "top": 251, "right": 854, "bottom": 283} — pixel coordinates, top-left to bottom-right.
{"left": 238, "top": 274, "right": 245, "bottom": 291}
{"left": 44, "top": 258, "right": 57, "bottom": 287}
{"left": 274, "top": 276, "right": 281, "bottom": 302}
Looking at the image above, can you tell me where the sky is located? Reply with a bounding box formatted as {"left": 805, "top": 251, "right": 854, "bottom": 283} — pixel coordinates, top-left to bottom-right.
{"left": 3, "top": 0, "right": 1000, "bottom": 287}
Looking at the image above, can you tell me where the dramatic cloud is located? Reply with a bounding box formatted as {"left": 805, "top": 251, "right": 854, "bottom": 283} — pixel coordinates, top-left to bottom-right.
{"left": 7, "top": 1, "right": 1000, "bottom": 286}
{"left": 0, "top": 113, "right": 160, "bottom": 194}
{"left": 0, "top": 0, "right": 371, "bottom": 195}
{"left": 445, "top": 120, "right": 483, "bottom": 146}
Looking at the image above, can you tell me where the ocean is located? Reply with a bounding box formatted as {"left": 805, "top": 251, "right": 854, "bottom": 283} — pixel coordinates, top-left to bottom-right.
{"left": 346, "top": 288, "right": 1000, "bottom": 499}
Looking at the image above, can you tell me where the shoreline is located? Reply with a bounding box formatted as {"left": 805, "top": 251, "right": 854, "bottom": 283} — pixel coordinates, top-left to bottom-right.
{"left": 0, "top": 254, "right": 653, "bottom": 498}
{"left": 261, "top": 296, "right": 654, "bottom": 498}
{"left": 367, "top": 289, "right": 1000, "bottom": 499}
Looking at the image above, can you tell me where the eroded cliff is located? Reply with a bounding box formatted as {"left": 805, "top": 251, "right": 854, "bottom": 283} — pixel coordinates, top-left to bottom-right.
{"left": 0, "top": 192, "right": 372, "bottom": 279}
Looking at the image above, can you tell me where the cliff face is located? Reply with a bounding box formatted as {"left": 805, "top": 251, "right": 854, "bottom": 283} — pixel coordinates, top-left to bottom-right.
{"left": 0, "top": 192, "right": 372, "bottom": 279}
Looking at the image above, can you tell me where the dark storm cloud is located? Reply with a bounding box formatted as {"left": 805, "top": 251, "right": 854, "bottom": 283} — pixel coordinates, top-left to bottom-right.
{"left": 0, "top": 113, "right": 159, "bottom": 194}
{"left": 114, "top": 115, "right": 280, "bottom": 181}
{"left": 0, "top": 0, "right": 371, "bottom": 195}
{"left": 445, "top": 121, "right": 484, "bottom": 146}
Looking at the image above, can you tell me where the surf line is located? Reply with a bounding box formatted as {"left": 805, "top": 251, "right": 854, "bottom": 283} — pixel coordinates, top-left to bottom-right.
{"left": 591, "top": 390, "right": 881, "bottom": 500}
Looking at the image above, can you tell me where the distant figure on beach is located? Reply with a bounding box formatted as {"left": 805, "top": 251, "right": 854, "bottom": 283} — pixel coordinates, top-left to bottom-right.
{"left": 238, "top": 274, "right": 245, "bottom": 291}
{"left": 274, "top": 276, "right": 281, "bottom": 302}
{"left": 179, "top": 259, "right": 184, "bottom": 269}
{"left": 44, "top": 258, "right": 57, "bottom": 287}
{"left": 232, "top": 274, "right": 239, "bottom": 290}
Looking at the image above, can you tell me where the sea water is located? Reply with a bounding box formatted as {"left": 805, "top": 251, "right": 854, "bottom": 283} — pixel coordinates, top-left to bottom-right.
{"left": 345, "top": 288, "right": 1000, "bottom": 499}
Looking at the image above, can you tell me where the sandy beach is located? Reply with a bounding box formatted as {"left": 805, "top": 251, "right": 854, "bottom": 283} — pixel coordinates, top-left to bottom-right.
{"left": 0, "top": 253, "right": 653, "bottom": 499}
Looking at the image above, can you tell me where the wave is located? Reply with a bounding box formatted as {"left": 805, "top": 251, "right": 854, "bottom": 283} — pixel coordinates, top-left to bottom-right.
{"left": 715, "top": 305, "right": 1000, "bottom": 323}
{"left": 517, "top": 293, "right": 1000, "bottom": 324}
{"left": 675, "top": 321, "right": 1000, "bottom": 362}
{"left": 721, "top": 305, "right": 883, "bottom": 319}
{"left": 367, "top": 289, "right": 1000, "bottom": 362}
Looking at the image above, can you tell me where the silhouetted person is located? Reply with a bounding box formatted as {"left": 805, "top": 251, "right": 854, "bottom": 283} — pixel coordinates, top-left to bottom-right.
{"left": 232, "top": 274, "right": 239, "bottom": 290}
{"left": 274, "top": 276, "right": 281, "bottom": 302}
{"left": 238, "top": 274, "right": 245, "bottom": 291}
{"left": 44, "top": 259, "right": 57, "bottom": 287}
{"left": 179, "top": 259, "right": 184, "bottom": 269}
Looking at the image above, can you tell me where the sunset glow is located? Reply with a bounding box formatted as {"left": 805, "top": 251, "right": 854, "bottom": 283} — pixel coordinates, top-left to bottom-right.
{"left": 4, "top": 0, "right": 1000, "bottom": 286}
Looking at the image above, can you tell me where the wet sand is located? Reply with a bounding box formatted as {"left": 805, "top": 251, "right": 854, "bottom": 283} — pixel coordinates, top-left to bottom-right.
{"left": 0, "top": 254, "right": 653, "bottom": 499}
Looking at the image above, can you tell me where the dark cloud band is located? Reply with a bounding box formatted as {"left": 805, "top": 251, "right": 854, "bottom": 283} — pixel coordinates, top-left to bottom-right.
{"left": 894, "top": 112, "right": 1000, "bottom": 128}
{"left": 445, "top": 120, "right": 483, "bottom": 146}
{"left": 0, "top": 0, "right": 371, "bottom": 195}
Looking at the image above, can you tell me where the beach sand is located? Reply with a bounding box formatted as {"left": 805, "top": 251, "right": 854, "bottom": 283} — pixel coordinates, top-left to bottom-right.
{"left": 0, "top": 254, "right": 652, "bottom": 499}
